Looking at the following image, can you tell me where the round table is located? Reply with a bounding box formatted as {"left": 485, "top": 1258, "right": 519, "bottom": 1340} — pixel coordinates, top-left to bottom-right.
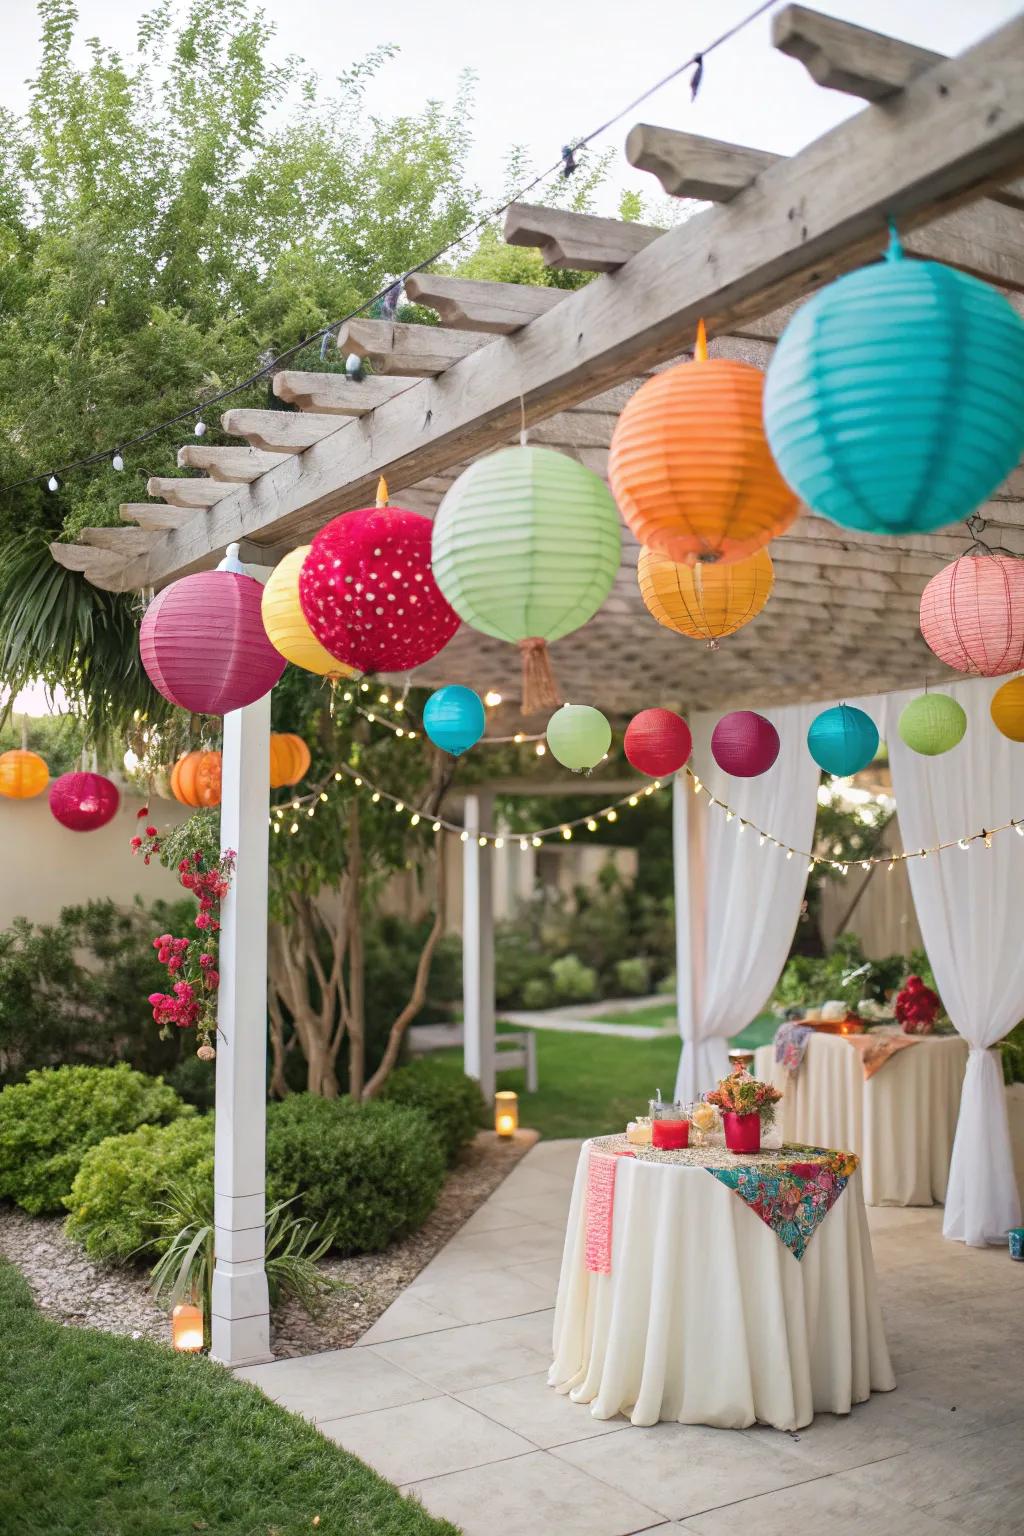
{"left": 754, "top": 1033, "right": 968, "bottom": 1206}
{"left": 549, "top": 1140, "right": 895, "bottom": 1431}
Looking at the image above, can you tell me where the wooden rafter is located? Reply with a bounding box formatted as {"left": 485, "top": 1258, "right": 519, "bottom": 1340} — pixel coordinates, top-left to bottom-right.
{"left": 335, "top": 318, "right": 491, "bottom": 375}
{"left": 403, "top": 272, "right": 565, "bottom": 332}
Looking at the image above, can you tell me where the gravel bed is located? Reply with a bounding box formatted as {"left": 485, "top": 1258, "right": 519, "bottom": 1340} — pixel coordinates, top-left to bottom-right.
{"left": 0, "top": 1130, "right": 537, "bottom": 1356}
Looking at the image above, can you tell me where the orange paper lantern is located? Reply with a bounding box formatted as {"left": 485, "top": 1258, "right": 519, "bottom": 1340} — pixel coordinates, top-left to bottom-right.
{"left": 170, "top": 751, "right": 222, "bottom": 807}
{"left": 991, "top": 676, "right": 1024, "bottom": 742}
{"left": 638, "top": 545, "right": 773, "bottom": 646}
{"left": 609, "top": 323, "right": 799, "bottom": 565}
{"left": 269, "top": 732, "right": 311, "bottom": 788}
{"left": 0, "top": 749, "right": 49, "bottom": 799}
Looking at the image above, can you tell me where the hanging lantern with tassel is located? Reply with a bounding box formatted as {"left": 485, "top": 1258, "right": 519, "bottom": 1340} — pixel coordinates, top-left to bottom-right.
{"left": 261, "top": 546, "right": 360, "bottom": 680}
{"left": 920, "top": 554, "right": 1024, "bottom": 676}
{"left": 638, "top": 545, "right": 773, "bottom": 647}
{"left": 546, "top": 703, "right": 612, "bottom": 773}
{"left": 0, "top": 749, "right": 49, "bottom": 799}
{"left": 299, "top": 480, "right": 459, "bottom": 673}
{"left": 609, "top": 321, "right": 799, "bottom": 566}
{"left": 431, "top": 447, "right": 621, "bottom": 714}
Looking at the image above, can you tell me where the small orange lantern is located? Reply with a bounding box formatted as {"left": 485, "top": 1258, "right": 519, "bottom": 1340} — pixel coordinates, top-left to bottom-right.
{"left": 494, "top": 1090, "right": 519, "bottom": 1139}
{"left": 609, "top": 321, "right": 799, "bottom": 566}
{"left": 638, "top": 545, "right": 773, "bottom": 646}
{"left": 171, "top": 1302, "right": 204, "bottom": 1352}
{"left": 269, "top": 732, "right": 312, "bottom": 789}
{"left": 0, "top": 748, "right": 50, "bottom": 799}
{"left": 170, "top": 750, "right": 222, "bottom": 808}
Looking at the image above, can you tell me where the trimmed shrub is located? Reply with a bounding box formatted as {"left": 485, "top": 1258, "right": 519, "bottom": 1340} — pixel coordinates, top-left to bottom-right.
{"left": 551, "top": 953, "right": 599, "bottom": 1003}
{"left": 266, "top": 1096, "right": 445, "bottom": 1254}
{"left": 65, "top": 1115, "right": 214, "bottom": 1261}
{"left": 379, "top": 1058, "right": 487, "bottom": 1165}
{"left": 615, "top": 956, "right": 651, "bottom": 996}
{"left": 0, "top": 1064, "right": 185, "bottom": 1215}
{"left": 521, "top": 976, "right": 554, "bottom": 1011}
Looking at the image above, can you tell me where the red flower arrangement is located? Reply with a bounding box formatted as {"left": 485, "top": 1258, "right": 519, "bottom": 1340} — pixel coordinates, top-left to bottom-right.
{"left": 706, "top": 1068, "right": 783, "bottom": 1125}
{"left": 895, "top": 974, "right": 941, "bottom": 1035}
{"left": 131, "top": 808, "right": 234, "bottom": 1057}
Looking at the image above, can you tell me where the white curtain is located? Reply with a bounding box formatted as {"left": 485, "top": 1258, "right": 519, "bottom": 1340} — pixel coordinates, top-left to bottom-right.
{"left": 674, "top": 702, "right": 821, "bottom": 1101}
{"left": 878, "top": 677, "right": 1024, "bottom": 1246}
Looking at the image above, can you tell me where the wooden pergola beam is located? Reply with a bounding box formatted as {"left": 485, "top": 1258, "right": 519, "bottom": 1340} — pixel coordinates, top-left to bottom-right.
{"left": 503, "top": 204, "right": 662, "bottom": 271}
{"left": 124, "top": 18, "right": 1024, "bottom": 588}
{"left": 120, "top": 503, "right": 194, "bottom": 531}
{"left": 772, "top": 5, "right": 942, "bottom": 100}
{"left": 147, "top": 476, "right": 232, "bottom": 509}
{"left": 336, "top": 318, "right": 491, "bottom": 375}
{"left": 625, "top": 125, "right": 779, "bottom": 201}
{"left": 219, "top": 410, "right": 345, "bottom": 453}
{"left": 177, "top": 445, "right": 291, "bottom": 482}
{"left": 403, "top": 273, "right": 565, "bottom": 333}
{"left": 272, "top": 371, "right": 416, "bottom": 414}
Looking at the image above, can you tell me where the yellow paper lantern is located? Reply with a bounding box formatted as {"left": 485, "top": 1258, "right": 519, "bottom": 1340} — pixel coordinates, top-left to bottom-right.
{"left": 0, "top": 749, "right": 50, "bottom": 799}
{"left": 261, "top": 546, "right": 359, "bottom": 679}
{"left": 991, "top": 676, "right": 1024, "bottom": 742}
{"left": 638, "top": 545, "right": 774, "bottom": 646}
{"left": 269, "top": 732, "right": 312, "bottom": 788}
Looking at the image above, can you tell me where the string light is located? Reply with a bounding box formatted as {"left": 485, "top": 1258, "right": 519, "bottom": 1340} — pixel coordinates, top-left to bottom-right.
{"left": 112, "top": 452, "right": 124, "bottom": 472}
{"left": 484, "top": 691, "right": 503, "bottom": 708}
{"left": 194, "top": 419, "right": 206, "bottom": 437}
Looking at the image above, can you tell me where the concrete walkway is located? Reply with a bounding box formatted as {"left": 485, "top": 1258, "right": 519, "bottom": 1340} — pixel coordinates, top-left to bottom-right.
{"left": 237, "top": 1139, "right": 1024, "bottom": 1536}
{"left": 410, "top": 994, "right": 672, "bottom": 1051}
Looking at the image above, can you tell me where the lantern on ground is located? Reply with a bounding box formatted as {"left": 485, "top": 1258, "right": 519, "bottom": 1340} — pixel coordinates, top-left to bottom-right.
{"left": 423, "top": 686, "right": 486, "bottom": 756}
{"left": 431, "top": 447, "right": 621, "bottom": 713}
{"left": 269, "top": 733, "right": 311, "bottom": 788}
{"left": 0, "top": 749, "right": 49, "bottom": 799}
{"left": 711, "top": 711, "right": 780, "bottom": 777}
{"left": 898, "top": 693, "right": 967, "bottom": 756}
{"left": 171, "top": 1302, "right": 204, "bottom": 1353}
{"left": 261, "top": 546, "right": 359, "bottom": 680}
{"left": 49, "top": 772, "right": 120, "bottom": 831}
{"left": 546, "top": 704, "right": 612, "bottom": 773}
{"left": 638, "top": 545, "right": 773, "bottom": 646}
{"left": 764, "top": 230, "right": 1024, "bottom": 536}
{"left": 920, "top": 554, "right": 1024, "bottom": 676}
{"left": 807, "top": 705, "right": 879, "bottom": 777}
{"left": 170, "top": 751, "right": 222, "bottom": 808}
{"left": 624, "top": 709, "right": 692, "bottom": 778}
{"left": 299, "top": 480, "right": 459, "bottom": 674}
{"left": 991, "top": 676, "right": 1024, "bottom": 742}
{"left": 140, "top": 546, "right": 286, "bottom": 714}
{"left": 494, "top": 1091, "right": 519, "bottom": 1139}
{"left": 609, "top": 322, "right": 799, "bottom": 566}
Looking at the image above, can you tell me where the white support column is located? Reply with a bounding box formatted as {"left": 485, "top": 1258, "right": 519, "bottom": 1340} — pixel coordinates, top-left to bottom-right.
{"left": 210, "top": 686, "right": 273, "bottom": 1367}
{"left": 462, "top": 791, "right": 496, "bottom": 1101}
{"left": 673, "top": 773, "right": 709, "bottom": 1102}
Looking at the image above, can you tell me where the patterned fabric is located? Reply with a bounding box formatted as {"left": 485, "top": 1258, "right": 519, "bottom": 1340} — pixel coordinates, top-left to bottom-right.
{"left": 706, "top": 1144, "right": 859, "bottom": 1260}
{"left": 775, "top": 1020, "right": 814, "bottom": 1074}
{"left": 842, "top": 1029, "right": 921, "bottom": 1080}
{"left": 584, "top": 1145, "right": 635, "bottom": 1273}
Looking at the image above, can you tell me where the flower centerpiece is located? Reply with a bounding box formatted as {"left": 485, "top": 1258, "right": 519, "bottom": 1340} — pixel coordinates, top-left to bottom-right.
{"left": 895, "top": 974, "right": 941, "bottom": 1035}
{"left": 706, "top": 1068, "right": 782, "bottom": 1154}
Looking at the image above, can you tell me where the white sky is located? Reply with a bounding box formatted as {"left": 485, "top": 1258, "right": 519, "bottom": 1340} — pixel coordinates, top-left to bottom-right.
{"left": 3, "top": 1, "right": 1020, "bottom": 211}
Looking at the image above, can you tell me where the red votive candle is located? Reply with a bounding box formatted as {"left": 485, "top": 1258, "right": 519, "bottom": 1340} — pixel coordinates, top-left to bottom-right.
{"left": 652, "top": 1118, "right": 689, "bottom": 1150}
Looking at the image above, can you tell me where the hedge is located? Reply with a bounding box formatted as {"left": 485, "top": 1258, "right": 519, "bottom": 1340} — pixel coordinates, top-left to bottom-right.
{"left": 378, "top": 1058, "right": 486, "bottom": 1165}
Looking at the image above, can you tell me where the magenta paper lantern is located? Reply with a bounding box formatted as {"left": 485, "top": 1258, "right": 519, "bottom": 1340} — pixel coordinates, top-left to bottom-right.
{"left": 711, "top": 711, "right": 780, "bottom": 777}
{"left": 920, "top": 554, "right": 1024, "bottom": 676}
{"left": 140, "top": 570, "right": 286, "bottom": 714}
{"left": 49, "top": 772, "right": 120, "bottom": 832}
{"left": 299, "top": 492, "right": 459, "bottom": 673}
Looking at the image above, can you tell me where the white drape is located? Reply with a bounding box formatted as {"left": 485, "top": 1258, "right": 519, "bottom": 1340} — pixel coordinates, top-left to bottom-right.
{"left": 674, "top": 702, "right": 820, "bottom": 1101}
{"left": 877, "top": 677, "right": 1024, "bottom": 1246}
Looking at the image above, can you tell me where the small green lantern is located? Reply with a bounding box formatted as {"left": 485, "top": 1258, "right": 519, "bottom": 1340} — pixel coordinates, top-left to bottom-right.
{"left": 546, "top": 703, "right": 612, "bottom": 773}
{"left": 898, "top": 693, "right": 967, "bottom": 757}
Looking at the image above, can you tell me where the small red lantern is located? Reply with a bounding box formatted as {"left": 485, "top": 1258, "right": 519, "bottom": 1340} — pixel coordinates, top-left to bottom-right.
{"left": 299, "top": 479, "right": 459, "bottom": 673}
{"left": 140, "top": 547, "right": 286, "bottom": 715}
{"left": 623, "top": 709, "right": 693, "bottom": 777}
{"left": 711, "top": 711, "right": 780, "bottom": 778}
{"left": 49, "top": 771, "right": 120, "bottom": 831}
{"left": 920, "top": 554, "right": 1024, "bottom": 676}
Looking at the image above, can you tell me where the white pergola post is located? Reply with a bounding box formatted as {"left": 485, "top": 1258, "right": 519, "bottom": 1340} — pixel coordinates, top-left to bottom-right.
{"left": 462, "top": 790, "right": 496, "bottom": 1101}
{"left": 672, "top": 773, "right": 709, "bottom": 1102}
{"left": 210, "top": 686, "right": 273, "bottom": 1367}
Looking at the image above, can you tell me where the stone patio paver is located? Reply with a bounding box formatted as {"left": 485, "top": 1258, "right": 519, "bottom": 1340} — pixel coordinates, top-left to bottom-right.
{"left": 235, "top": 1136, "right": 1024, "bottom": 1536}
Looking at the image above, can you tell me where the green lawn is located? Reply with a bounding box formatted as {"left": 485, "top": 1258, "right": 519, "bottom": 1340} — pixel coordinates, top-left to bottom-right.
{"left": 590, "top": 1001, "right": 675, "bottom": 1027}
{"left": 0, "top": 1260, "right": 456, "bottom": 1536}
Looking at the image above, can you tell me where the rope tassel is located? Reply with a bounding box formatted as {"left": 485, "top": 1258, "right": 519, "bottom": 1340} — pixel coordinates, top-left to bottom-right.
{"left": 518, "top": 637, "right": 562, "bottom": 716}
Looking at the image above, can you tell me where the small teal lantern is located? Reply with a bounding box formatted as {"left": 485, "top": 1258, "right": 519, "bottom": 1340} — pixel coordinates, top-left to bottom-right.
{"left": 423, "top": 686, "right": 486, "bottom": 756}
{"left": 807, "top": 705, "right": 879, "bottom": 777}
{"left": 764, "top": 229, "right": 1024, "bottom": 536}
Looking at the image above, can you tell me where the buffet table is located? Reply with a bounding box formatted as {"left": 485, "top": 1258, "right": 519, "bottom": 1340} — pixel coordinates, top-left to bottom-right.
{"left": 754, "top": 1032, "right": 968, "bottom": 1206}
{"left": 549, "top": 1137, "right": 894, "bottom": 1431}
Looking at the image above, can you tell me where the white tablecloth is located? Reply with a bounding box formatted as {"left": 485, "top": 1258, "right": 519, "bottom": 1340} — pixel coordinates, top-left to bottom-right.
{"left": 754, "top": 1033, "right": 968, "bottom": 1206}
{"left": 549, "top": 1143, "right": 895, "bottom": 1431}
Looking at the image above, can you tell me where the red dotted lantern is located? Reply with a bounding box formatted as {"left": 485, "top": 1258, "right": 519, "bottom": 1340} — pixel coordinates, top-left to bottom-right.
{"left": 920, "top": 554, "right": 1024, "bottom": 677}
{"left": 624, "top": 709, "right": 693, "bottom": 778}
{"left": 299, "top": 480, "right": 459, "bottom": 673}
{"left": 49, "top": 772, "right": 120, "bottom": 831}
{"left": 140, "top": 549, "right": 286, "bottom": 715}
{"left": 711, "top": 711, "right": 780, "bottom": 778}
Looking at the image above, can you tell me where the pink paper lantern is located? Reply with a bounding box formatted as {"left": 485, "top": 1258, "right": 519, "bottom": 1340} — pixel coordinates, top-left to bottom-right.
{"left": 140, "top": 571, "right": 286, "bottom": 714}
{"left": 711, "top": 711, "right": 780, "bottom": 777}
{"left": 920, "top": 554, "right": 1024, "bottom": 676}
{"left": 49, "top": 772, "right": 120, "bottom": 832}
{"left": 299, "top": 498, "right": 459, "bottom": 673}
{"left": 623, "top": 709, "right": 693, "bottom": 778}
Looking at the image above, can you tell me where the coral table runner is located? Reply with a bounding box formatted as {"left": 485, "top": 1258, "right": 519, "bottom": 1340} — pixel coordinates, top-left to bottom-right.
{"left": 841, "top": 1030, "right": 921, "bottom": 1079}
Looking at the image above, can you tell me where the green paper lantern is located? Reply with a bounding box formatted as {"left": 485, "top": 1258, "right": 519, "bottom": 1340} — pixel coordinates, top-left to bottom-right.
{"left": 546, "top": 704, "right": 612, "bottom": 773}
{"left": 898, "top": 693, "right": 967, "bottom": 757}
{"left": 431, "top": 446, "right": 621, "bottom": 713}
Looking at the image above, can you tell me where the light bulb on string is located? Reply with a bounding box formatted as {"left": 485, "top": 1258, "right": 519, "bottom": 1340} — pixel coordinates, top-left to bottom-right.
{"left": 410, "top": 813, "right": 420, "bottom": 826}
{"left": 532, "top": 836, "right": 542, "bottom": 847}
{"left": 587, "top": 819, "right": 598, "bottom": 832}
{"left": 194, "top": 420, "right": 206, "bottom": 437}
{"left": 478, "top": 835, "right": 487, "bottom": 847}
{"left": 112, "top": 452, "right": 124, "bottom": 472}
{"left": 460, "top": 831, "right": 469, "bottom": 843}
{"left": 432, "top": 822, "right": 442, "bottom": 833}
{"left": 371, "top": 792, "right": 380, "bottom": 803}
{"left": 47, "top": 474, "right": 59, "bottom": 492}
{"left": 519, "top": 838, "right": 528, "bottom": 851}
{"left": 562, "top": 827, "right": 572, "bottom": 840}
{"left": 495, "top": 836, "right": 504, "bottom": 848}
{"left": 535, "top": 743, "right": 546, "bottom": 757}
{"left": 484, "top": 691, "right": 502, "bottom": 708}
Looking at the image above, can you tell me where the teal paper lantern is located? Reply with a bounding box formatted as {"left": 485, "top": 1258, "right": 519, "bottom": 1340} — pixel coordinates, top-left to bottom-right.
{"left": 546, "top": 704, "right": 612, "bottom": 773}
{"left": 423, "top": 686, "right": 486, "bottom": 756}
{"left": 764, "top": 231, "right": 1024, "bottom": 536}
{"left": 898, "top": 693, "right": 967, "bottom": 757}
{"left": 807, "top": 705, "right": 879, "bottom": 777}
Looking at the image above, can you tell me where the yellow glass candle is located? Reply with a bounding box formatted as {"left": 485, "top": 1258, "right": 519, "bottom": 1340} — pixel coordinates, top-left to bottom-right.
{"left": 495, "top": 1090, "right": 518, "bottom": 1139}
{"left": 172, "top": 1302, "right": 204, "bottom": 1352}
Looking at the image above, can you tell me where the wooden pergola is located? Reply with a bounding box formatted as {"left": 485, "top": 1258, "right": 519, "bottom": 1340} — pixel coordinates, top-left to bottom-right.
{"left": 53, "top": 8, "right": 1024, "bottom": 1365}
